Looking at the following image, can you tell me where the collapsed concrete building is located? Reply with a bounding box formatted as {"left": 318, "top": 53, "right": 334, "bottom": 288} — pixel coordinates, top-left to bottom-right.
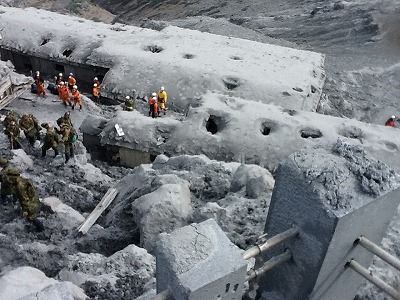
{"left": 1, "top": 5, "right": 400, "bottom": 300}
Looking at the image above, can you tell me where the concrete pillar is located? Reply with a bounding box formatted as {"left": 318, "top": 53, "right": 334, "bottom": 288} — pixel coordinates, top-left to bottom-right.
{"left": 156, "top": 218, "right": 247, "bottom": 300}
{"left": 257, "top": 141, "right": 400, "bottom": 299}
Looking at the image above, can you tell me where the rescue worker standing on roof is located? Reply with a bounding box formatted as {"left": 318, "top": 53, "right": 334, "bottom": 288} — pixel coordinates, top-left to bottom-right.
{"left": 0, "top": 158, "right": 18, "bottom": 205}
{"left": 41, "top": 123, "right": 60, "bottom": 158}
{"left": 148, "top": 92, "right": 157, "bottom": 118}
{"left": 19, "top": 114, "right": 41, "bottom": 146}
{"left": 71, "top": 85, "right": 83, "bottom": 111}
{"left": 385, "top": 115, "right": 396, "bottom": 127}
{"left": 68, "top": 73, "right": 76, "bottom": 91}
{"left": 157, "top": 86, "right": 168, "bottom": 115}
{"left": 4, "top": 121, "right": 22, "bottom": 150}
{"left": 124, "top": 96, "right": 134, "bottom": 111}
{"left": 8, "top": 169, "right": 44, "bottom": 232}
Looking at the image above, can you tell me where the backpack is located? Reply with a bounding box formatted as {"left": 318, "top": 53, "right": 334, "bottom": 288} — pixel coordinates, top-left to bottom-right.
{"left": 69, "top": 127, "right": 78, "bottom": 142}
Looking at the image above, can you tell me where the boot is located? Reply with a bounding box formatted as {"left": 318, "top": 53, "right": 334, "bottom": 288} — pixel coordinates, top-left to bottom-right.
{"left": 54, "top": 149, "right": 59, "bottom": 158}
{"left": 41, "top": 148, "right": 46, "bottom": 158}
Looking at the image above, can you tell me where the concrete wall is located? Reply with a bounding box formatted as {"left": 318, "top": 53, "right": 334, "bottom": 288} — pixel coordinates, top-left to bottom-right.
{"left": 0, "top": 49, "right": 109, "bottom": 94}
{"left": 257, "top": 144, "right": 400, "bottom": 299}
{"left": 119, "top": 147, "right": 153, "bottom": 168}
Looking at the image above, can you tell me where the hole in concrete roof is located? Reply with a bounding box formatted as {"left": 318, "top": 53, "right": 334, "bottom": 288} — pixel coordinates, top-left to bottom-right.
{"left": 225, "top": 283, "right": 230, "bottom": 293}
{"left": 260, "top": 120, "right": 275, "bottom": 136}
{"left": 206, "top": 115, "right": 225, "bottom": 135}
{"left": 311, "top": 85, "right": 317, "bottom": 93}
{"left": 282, "top": 91, "right": 291, "bottom": 96}
{"left": 183, "top": 53, "right": 195, "bottom": 59}
{"left": 62, "top": 49, "right": 73, "bottom": 57}
{"left": 40, "top": 37, "right": 51, "bottom": 46}
{"left": 233, "top": 283, "right": 239, "bottom": 292}
{"left": 283, "top": 109, "right": 298, "bottom": 116}
{"left": 384, "top": 141, "right": 398, "bottom": 151}
{"left": 293, "top": 87, "right": 304, "bottom": 92}
{"left": 338, "top": 126, "right": 364, "bottom": 140}
{"left": 300, "top": 128, "right": 322, "bottom": 139}
{"left": 223, "top": 77, "right": 240, "bottom": 90}
{"left": 144, "top": 45, "right": 163, "bottom": 53}
{"left": 230, "top": 56, "right": 242, "bottom": 60}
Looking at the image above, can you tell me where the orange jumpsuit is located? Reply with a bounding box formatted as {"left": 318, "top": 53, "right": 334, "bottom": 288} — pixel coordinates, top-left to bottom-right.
{"left": 68, "top": 76, "right": 76, "bottom": 90}
{"left": 59, "top": 85, "right": 71, "bottom": 107}
{"left": 71, "top": 90, "right": 82, "bottom": 111}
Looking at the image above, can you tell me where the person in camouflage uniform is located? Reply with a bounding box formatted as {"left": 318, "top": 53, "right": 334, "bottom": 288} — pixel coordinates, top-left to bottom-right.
{"left": 2, "top": 111, "right": 19, "bottom": 128}
{"left": 4, "top": 121, "right": 22, "bottom": 150}
{"left": 8, "top": 169, "right": 43, "bottom": 231}
{"left": 0, "top": 158, "right": 18, "bottom": 205}
{"left": 58, "top": 123, "right": 75, "bottom": 163}
{"left": 19, "top": 114, "right": 41, "bottom": 146}
{"left": 56, "top": 111, "right": 73, "bottom": 128}
{"left": 41, "top": 123, "right": 60, "bottom": 158}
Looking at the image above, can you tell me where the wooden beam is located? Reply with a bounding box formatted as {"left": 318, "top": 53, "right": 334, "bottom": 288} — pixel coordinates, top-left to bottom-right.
{"left": 77, "top": 187, "right": 119, "bottom": 234}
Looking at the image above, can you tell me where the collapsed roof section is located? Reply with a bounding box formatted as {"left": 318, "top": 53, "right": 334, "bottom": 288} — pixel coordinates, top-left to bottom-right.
{"left": 0, "top": 6, "right": 325, "bottom": 112}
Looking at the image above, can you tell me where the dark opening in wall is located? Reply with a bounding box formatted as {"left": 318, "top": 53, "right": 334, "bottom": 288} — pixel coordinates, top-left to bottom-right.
{"left": 144, "top": 45, "right": 163, "bottom": 53}
{"left": 150, "top": 154, "right": 157, "bottom": 162}
{"left": 183, "top": 53, "right": 195, "bottom": 59}
{"left": 223, "top": 77, "right": 241, "bottom": 90}
{"left": 40, "top": 38, "right": 50, "bottom": 46}
{"left": 24, "top": 63, "right": 32, "bottom": 72}
{"left": 300, "top": 128, "right": 322, "bottom": 139}
{"left": 62, "top": 49, "right": 73, "bottom": 57}
{"left": 230, "top": 56, "right": 242, "bottom": 61}
{"left": 55, "top": 64, "right": 65, "bottom": 73}
{"left": 206, "top": 115, "right": 226, "bottom": 135}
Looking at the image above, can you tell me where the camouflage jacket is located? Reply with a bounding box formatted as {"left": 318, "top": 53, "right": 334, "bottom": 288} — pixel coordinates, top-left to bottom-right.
{"left": 0, "top": 166, "right": 19, "bottom": 195}
{"left": 15, "top": 177, "right": 40, "bottom": 221}
{"left": 44, "top": 126, "right": 60, "bottom": 148}
{"left": 19, "top": 115, "right": 39, "bottom": 137}
{"left": 4, "top": 125, "right": 21, "bottom": 140}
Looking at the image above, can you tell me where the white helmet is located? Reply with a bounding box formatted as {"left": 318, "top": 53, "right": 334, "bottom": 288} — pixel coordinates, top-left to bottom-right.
{"left": 160, "top": 86, "right": 165, "bottom": 91}
{"left": 94, "top": 77, "right": 98, "bottom": 81}
{"left": 73, "top": 85, "right": 78, "bottom": 90}
{"left": 69, "top": 73, "right": 73, "bottom": 76}
{"left": 59, "top": 73, "right": 63, "bottom": 77}
{"left": 60, "top": 81, "right": 64, "bottom": 85}
{"left": 125, "top": 96, "right": 130, "bottom": 100}
{"left": 93, "top": 83, "right": 98, "bottom": 87}
{"left": 152, "top": 96, "right": 157, "bottom": 101}
{"left": 36, "top": 71, "right": 40, "bottom": 75}
{"left": 391, "top": 115, "right": 396, "bottom": 119}
{"left": 152, "top": 92, "right": 157, "bottom": 97}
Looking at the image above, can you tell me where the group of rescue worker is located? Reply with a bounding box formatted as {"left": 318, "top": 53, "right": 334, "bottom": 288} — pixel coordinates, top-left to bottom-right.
{"left": 3, "top": 111, "right": 78, "bottom": 163}
{"left": 0, "top": 157, "right": 43, "bottom": 232}
{"left": 147, "top": 86, "right": 168, "bottom": 118}
{"left": 33, "top": 71, "right": 103, "bottom": 111}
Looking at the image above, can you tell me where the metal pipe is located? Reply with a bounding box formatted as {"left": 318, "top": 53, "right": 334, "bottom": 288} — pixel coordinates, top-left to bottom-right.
{"left": 356, "top": 236, "right": 400, "bottom": 272}
{"left": 243, "top": 226, "right": 299, "bottom": 260}
{"left": 346, "top": 259, "right": 400, "bottom": 300}
{"left": 245, "top": 250, "right": 292, "bottom": 282}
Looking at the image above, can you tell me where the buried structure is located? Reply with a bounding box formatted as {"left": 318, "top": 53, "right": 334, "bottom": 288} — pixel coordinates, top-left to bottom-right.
{"left": 0, "top": 6, "right": 400, "bottom": 300}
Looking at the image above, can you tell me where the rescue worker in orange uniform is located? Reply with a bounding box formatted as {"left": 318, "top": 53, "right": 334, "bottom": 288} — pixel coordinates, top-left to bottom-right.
{"left": 92, "top": 83, "right": 100, "bottom": 105}
{"left": 148, "top": 93, "right": 157, "bottom": 118}
{"left": 68, "top": 73, "right": 76, "bottom": 91}
{"left": 34, "top": 71, "right": 46, "bottom": 97}
{"left": 58, "top": 82, "right": 71, "bottom": 108}
{"left": 93, "top": 77, "right": 101, "bottom": 88}
{"left": 71, "top": 85, "right": 83, "bottom": 111}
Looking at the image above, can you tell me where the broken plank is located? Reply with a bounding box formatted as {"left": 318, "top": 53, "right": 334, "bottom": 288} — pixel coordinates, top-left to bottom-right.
{"left": 77, "top": 187, "right": 119, "bottom": 234}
